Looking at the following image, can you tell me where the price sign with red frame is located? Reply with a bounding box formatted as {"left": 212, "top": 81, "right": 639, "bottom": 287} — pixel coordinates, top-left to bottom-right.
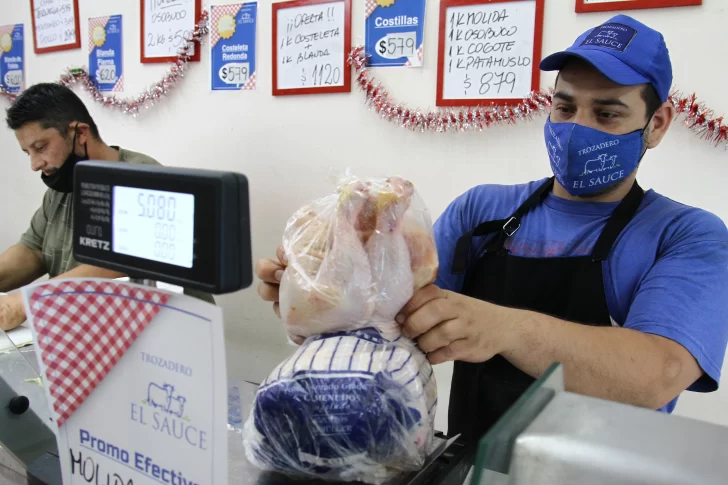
{"left": 436, "top": 0, "right": 545, "bottom": 107}
{"left": 141, "top": 0, "right": 202, "bottom": 64}
{"left": 29, "top": 0, "right": 81, "bottom": 54}
{"left": 272, "top": 0, "right": 352, "bottom": 96}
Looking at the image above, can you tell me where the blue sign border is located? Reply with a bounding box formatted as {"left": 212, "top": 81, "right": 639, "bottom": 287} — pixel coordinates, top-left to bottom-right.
{"left": 365, "top": 0, "right": 426, "bottom": 68}
{"left": 89, "top": 15, "right": 123, "bottom": 93}
{"left": 0, "top": 24, "right": 24, "bottom": 93}
{"left": 211, "top": 2, "right": 258, "bottom": 91}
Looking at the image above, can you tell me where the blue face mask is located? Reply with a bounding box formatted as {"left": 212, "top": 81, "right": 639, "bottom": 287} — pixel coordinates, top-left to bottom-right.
{"left": 544, "top": 117, "right": 648, "bottom": 197}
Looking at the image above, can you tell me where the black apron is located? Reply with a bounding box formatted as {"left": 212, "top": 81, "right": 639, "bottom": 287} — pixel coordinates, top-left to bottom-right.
{"left": 447, "top": 177, "right": 645, "bottom": 442}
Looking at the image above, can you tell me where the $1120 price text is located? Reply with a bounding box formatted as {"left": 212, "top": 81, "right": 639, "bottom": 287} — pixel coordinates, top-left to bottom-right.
{"left": 300, "top": 64, "right": 342, "bottom": 87}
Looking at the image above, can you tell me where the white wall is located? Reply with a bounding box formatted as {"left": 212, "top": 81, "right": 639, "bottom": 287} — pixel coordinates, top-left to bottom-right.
{"left": 1, "top": 0, "right": 726, "bottom": 433}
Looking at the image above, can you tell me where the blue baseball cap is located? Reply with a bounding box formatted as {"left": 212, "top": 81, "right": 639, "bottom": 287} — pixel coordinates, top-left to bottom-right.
{"left": 540, "top": 15, "right": 672, "bottom": 102}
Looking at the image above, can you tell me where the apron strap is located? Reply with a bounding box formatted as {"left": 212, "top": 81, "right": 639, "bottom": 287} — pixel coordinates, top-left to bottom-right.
{"left": 591, "top": 181, "right": 645, "bottom": 262}
{"left": 451, "top": 178, "right": 555, "bottom": 274}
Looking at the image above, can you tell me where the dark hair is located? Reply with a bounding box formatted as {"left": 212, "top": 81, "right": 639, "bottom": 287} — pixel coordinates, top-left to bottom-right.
{"left": 6, "top": 83, "right": 101, "bottom": 139}
{"left": 641, "top": 84, "right": 662, "bottom": 120}
{"left": 555, "top": 71, "right": 663, "bottom": 121}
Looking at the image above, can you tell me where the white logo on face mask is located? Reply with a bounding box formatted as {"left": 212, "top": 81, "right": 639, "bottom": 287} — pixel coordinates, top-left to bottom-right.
{"left": 582, "top": 153, "right": 619, "bottom": 176}
{"left": 548, "top": 124, "right": 563, "bottom": 150}
{"left": 577, "top": 139, "right": 620, "bottom": 156}
{"left": 548, "top": 141, "right": 562, "bottom": 169}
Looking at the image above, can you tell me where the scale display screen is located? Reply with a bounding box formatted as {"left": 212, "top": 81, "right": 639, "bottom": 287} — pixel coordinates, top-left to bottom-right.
{"left": 73, "top": 161, "right": 252, "bottom": 294}
{"left": 112, "top": 186, "right": 195, "bottom": 268}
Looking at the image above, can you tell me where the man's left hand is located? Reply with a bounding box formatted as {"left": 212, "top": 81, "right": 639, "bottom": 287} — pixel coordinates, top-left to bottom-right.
{"left": 0, "top": 293, "right": 26, "bottom": 332}
{"left": 396, "top": 284, "right": 516, "bottom": 365}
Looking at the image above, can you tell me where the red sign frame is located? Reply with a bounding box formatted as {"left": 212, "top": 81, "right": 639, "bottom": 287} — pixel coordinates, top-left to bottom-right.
{"left": 436, "top": 0, "right": 545, "bottom": 107}
{"left": 575, "top": 0, "right": 702, "bottom": 13}
{"left": 272, "top": 0, "right": 352, "bottom": 97}
{"left": 140, "top": 0, "right": 202, "bottom": 64}
{"left": 29, "top": 0, "right": 82, "bottom": 54}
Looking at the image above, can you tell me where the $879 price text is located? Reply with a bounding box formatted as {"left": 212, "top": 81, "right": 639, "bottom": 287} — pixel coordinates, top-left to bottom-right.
{"left": 463, "top": 71, "right": 517, "bottom": 96}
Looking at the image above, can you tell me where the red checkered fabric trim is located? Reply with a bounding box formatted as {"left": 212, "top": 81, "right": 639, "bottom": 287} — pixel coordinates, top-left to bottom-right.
{"left": 88, "top": 16, "right": 110, "bottom": 53}
{"left": 0, "top": 25, "right": 15, "bottom": 37}
{"left": 28, "top": 280, "right": 170, "bottom": 427}
{"left": 210, "top": 4, "right": 243, "bottom": 50}
{"left": 113, "top": 74, "right": 124, "bottom": 92}
{"left": 241, "top": 71, "right": 256, "bottom": 90}
{"left": 404, "top": 44, "right": 424, "bottom": 67}
{"left": 365, "top": 0, "right": 378, "bottom": 18}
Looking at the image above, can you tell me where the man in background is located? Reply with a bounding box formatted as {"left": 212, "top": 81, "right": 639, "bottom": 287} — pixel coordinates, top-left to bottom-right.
{"left": 0, "top": 83, "right": 212, "bottom": 331}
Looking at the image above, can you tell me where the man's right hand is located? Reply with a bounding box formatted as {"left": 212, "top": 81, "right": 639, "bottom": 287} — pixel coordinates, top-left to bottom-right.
{"left": 254, "top": 245, "right": 287, "bottom": 319}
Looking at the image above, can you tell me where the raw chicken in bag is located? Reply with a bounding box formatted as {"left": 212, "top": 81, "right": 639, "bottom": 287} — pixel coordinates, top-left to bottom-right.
{"left": 243, "top": 176, "right": 440, "bottom": 484}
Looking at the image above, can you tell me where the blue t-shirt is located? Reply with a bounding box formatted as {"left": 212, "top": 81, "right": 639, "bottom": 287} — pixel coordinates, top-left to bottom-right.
{"left": 434, "top": 178, "right": 728, "bottom": 412}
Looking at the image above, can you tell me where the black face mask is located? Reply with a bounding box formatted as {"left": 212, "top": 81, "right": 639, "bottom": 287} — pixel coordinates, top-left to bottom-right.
{"left": 41, "top": 127, "right": 89, "bottom": 193}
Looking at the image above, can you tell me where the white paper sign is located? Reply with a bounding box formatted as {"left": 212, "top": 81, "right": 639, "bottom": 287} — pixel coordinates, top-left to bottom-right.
{"left": 442, "top": 0, "right": 536, "bottom": 101}
{"left": 276, "top": 0, "right": 346, "bottom": 90}
{"left": 24, "top": 279, "right": 228, "bottom": 485}
{"left": 143, "top": 0, "right": 198, "bottom": 60}
{"left": 31, "top": 0, "right": 78, "bottom": 51}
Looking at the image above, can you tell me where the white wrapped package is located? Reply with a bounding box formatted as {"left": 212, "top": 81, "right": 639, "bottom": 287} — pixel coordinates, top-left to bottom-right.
{"left": 243, "top": 329, "right": 438, "bottom": 483}
{"left": 243, "top": 176, "right": 440, "bottom": 484}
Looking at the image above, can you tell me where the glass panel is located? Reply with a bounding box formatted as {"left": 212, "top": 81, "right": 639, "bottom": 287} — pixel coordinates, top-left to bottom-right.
{"left": 469, "top": 363, "right": 563, "bottom": 485}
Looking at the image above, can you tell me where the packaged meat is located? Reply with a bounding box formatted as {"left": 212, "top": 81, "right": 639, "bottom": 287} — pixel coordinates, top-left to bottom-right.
{"left": 242, "top": 175, "right": 440, "bottom": 484}
{"left": 279, "top": 175, "right": 438, "bottom": 342}
{"left": 243, "top": 328, "right": 438, "bottom": 483}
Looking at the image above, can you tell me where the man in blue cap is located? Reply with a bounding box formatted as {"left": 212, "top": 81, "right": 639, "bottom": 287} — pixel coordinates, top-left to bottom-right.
{"left": 255, "top": 15, "right": 728, "bottom": 441}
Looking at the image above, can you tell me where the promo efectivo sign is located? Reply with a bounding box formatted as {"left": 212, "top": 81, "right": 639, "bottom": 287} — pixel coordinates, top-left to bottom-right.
{"left": 24, "top": 279, "right": 228, "bottom": 485}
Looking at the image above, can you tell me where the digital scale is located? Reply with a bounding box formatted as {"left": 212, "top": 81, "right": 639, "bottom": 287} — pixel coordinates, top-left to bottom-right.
{"left": 72, "top": 161, "right": 253, "bottom": 294}
{"left": 3, "top": 162, "right": 728, "bottom": 485}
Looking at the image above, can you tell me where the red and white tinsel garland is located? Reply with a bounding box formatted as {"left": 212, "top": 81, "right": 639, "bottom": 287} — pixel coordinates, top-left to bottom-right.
{"left": 349, "top": 46, "right": 728, "bottom": 148}
{"left": 348, "top": 46, "right": 553, "bottom": 133}
{"left": 671, "top": 91, "right": 728, "bottom": 147}
{"left": 0, "top": 12, "right": 209, "bottom": 116}
{"left": 0, "top": 33, "right": 725, "bottom": 149}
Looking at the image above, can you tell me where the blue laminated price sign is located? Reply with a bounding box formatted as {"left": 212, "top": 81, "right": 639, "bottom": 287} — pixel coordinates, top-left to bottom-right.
{"left": 0, "top": 24, "right": 24, "bottom": 93}
{"left": 211, "top": 3, "right": 258, "bottom": 91}
{"left": 365, "top": 0, "right": 426, "bottom": 68}
{"left": 88, "top": 15, "right": 123, "bottom": 92}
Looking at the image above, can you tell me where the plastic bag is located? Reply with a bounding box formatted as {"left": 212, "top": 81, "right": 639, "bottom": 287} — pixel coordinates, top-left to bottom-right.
{"left": 243, "top": 175, "right": 440, "bottom": 484}
{"left": 243, "top": 329, "right": 438, "bottom": 484}
{"left": 279, "top": 175, "right": 439, "bottom": 342}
